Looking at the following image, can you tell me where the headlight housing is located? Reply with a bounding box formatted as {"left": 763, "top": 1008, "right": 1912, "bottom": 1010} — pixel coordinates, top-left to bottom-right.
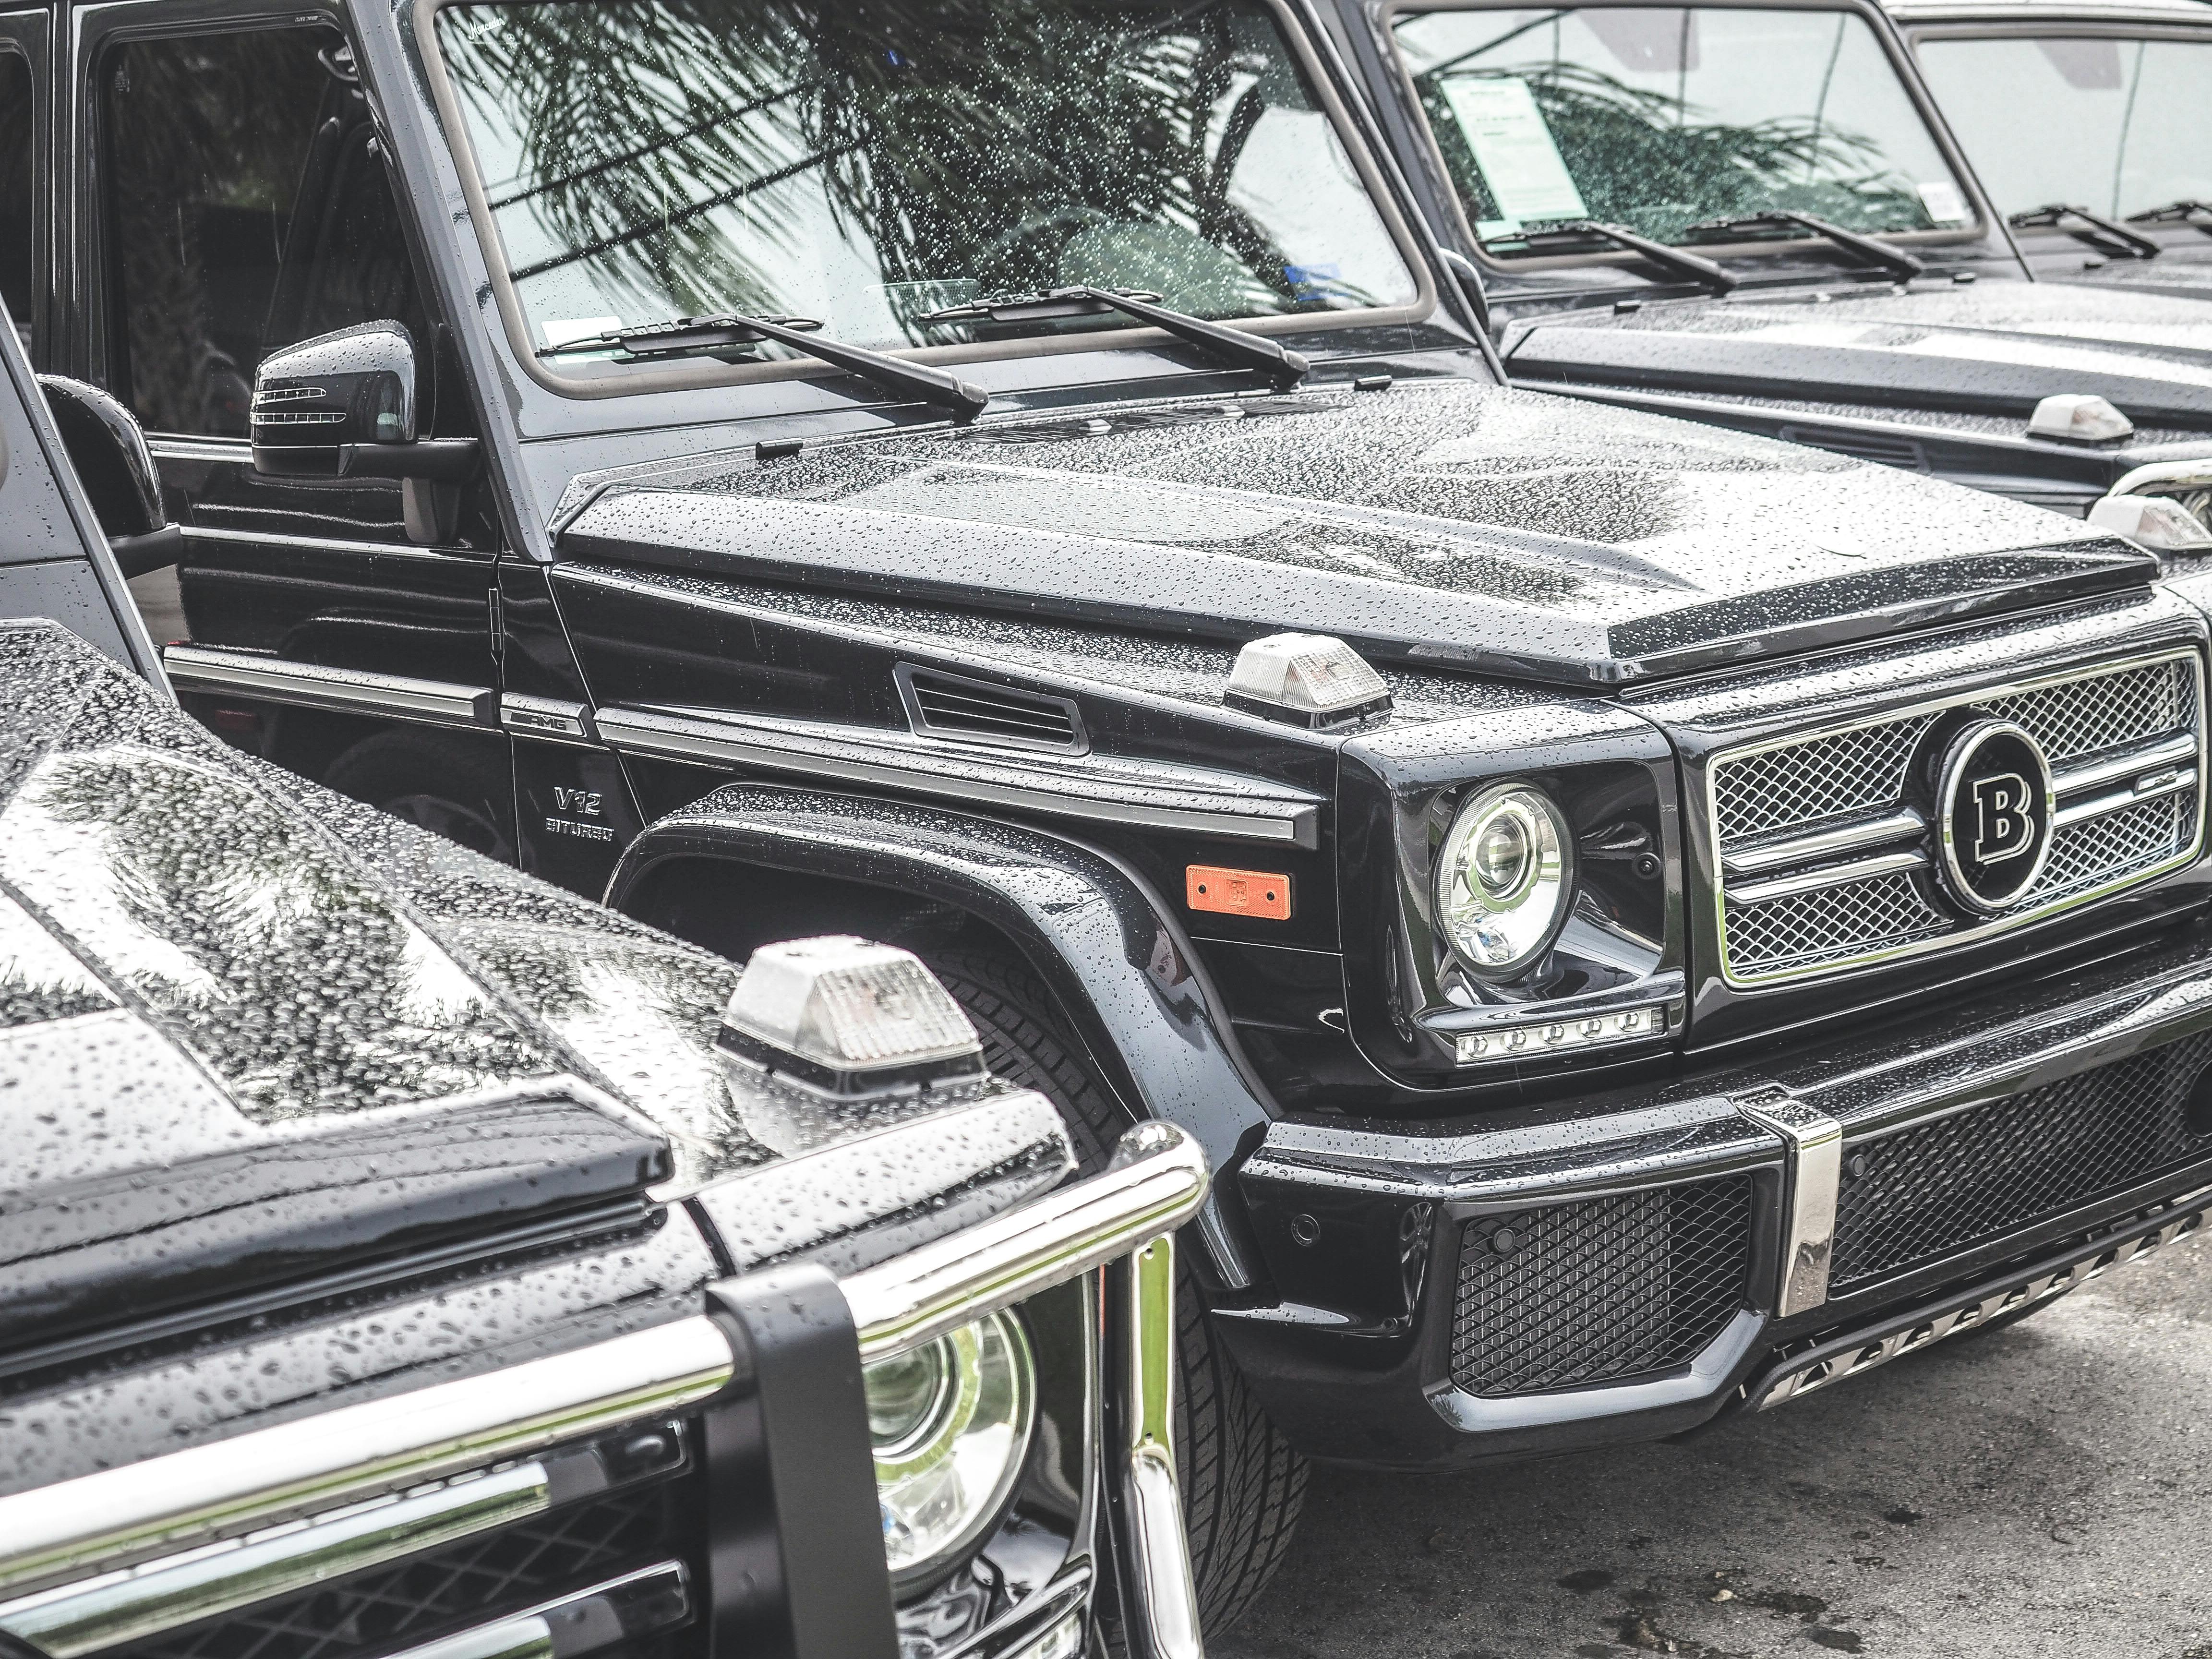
{"left": 1436, "top": 783, "right": 1574, "bottom": 978}
{"left": 867, "top": 1309, "right": 1035, "bottom": 1591}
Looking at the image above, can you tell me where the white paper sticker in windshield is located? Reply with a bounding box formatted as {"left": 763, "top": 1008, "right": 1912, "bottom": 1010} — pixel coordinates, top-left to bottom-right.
{"left": 1438, "top": 76, "right": 1589, "bottom": 225}
{"left": 1917, "top": 180, "right": 1969, "bottom": 227}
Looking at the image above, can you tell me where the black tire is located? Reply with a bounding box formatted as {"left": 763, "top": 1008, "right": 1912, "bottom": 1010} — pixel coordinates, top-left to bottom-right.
{"left": 325, "top": 731, "right": 514, "bottom": 863}
{"left": 923, "top": 946, "right": 1306, "bottom": 1636}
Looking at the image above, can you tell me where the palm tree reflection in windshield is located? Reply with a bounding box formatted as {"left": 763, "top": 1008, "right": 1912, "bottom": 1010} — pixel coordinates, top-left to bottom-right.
{"left": 437, "top": 0, "right": 1414, "bottom": 350}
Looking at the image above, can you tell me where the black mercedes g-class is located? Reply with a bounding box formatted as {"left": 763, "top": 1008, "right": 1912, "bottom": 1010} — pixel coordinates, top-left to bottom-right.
{"left": 0, "top": 303, "right": 1205, "bottom": 1659}
{"left": 1326, "top": 0, "right": 2212, "bottom": 541}
{"left": 1894, "top": 0, "right": 2212, "bottom": 298}
{"left": 12, "top": 0, "right": 2212, "bottom": 1626}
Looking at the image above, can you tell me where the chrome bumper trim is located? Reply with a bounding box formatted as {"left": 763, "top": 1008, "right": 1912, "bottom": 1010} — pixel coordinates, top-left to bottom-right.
{"left": 380, "top": 1562, "right": 688, "bottom": 1659}
{"left": 0, "top": 1125, "right": 1209, "bottom": 1603}
{"left": 163, "top": 645, "right": 494, "bottom": 730}
{"left": 595, "top": 704, "right": 1321, "bottom": 848}
{"left": 1748, "top": 1183, "right": 2212, "bottom": 1410}
{"left": 842, "top": 1122, "right": 1210, "bottom": 1362}
{"left": 0, "top": 1465, "right": 550, "bottom": 1657}
{"left": 0, "top": 1319, "right": 734, "bottom": 1599}
{"left": 1733, "top": 1089, "right": 1842, "bottom": 1317}
{"left": 1122, "top": 1234, "right": 1204, "bottom": 1659}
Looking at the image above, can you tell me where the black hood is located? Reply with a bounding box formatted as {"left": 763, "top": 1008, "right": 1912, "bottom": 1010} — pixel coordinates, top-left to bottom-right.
{"left": 0, "top": 622, "right": 673, "bottom": 1357}
{"left": 0, "top": 622, "right": 1073, "bottom": 1364}
{"left": 1505, "top": 282, "right": 2212, "bottom": 430}
{"left": 559, "top": 377, "right": 2148, "bottom": 686}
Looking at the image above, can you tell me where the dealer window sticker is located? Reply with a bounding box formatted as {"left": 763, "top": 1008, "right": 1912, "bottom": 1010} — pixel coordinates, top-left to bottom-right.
{"left": 1437, "top": 75, "right": 1589, "bottom": 225}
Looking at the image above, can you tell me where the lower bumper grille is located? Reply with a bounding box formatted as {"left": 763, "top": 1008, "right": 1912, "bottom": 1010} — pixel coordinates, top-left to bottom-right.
{"left": 1449, "top": 1178, "right": 1753, "bottom": 1397}
{"left": 1832, "top": 1029, "right": 2212, "bottom": 1290}
{"left": 95, "top": 1436, "right": 701, "bottom": 1659}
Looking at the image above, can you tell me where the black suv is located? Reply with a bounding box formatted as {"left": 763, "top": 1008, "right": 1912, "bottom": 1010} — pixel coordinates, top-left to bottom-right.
{"left": 12, "top": 0, "right": 2212, "bottom": 1625}
{"left": 1327, "top": 0, "right": 2212, "bottom": 536}
{"left": 0, "top": 301, "right": 1204, "bottom": 1659}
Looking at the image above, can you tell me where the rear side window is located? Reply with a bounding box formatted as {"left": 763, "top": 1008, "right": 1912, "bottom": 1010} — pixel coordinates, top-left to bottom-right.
{"left": 99, "top": 27, "right": 424, "bottom": 435}
{"left": 1, "top": 50, "right": 31, "bottom": 352}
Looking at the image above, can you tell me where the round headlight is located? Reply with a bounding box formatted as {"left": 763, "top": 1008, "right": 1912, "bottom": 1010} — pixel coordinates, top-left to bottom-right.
{"left": 866, "top": 1309, "right": 1035, "bottom": 1591}
{"left": 1436, "top": 784, "right": 1573, "bottom": 977}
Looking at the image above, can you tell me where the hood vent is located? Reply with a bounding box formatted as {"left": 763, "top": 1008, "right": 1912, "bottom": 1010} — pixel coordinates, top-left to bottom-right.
{"left": 896, "top": 664, "right": 1088, "bottom": 754}
{"left": 1777, "top": 424, "right": 1927, "bottom": 473}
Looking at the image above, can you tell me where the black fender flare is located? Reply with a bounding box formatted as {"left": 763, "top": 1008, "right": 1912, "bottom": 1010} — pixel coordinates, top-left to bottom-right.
{"left": 605, "top": 782, "right": 1277, "bottom": 1287}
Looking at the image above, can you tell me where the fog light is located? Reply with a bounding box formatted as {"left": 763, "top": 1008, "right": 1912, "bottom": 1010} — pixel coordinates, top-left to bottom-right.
{"left": 868, "top": 1310, "right": 1035, "bottom": 1591}
{"left": 718, "top": 936, "right": 986, "bottom": 1096}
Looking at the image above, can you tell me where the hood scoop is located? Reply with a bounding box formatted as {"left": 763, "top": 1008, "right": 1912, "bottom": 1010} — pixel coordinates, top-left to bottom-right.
{"left": 896, "top": 663, "right": 1087, "bottom": 753}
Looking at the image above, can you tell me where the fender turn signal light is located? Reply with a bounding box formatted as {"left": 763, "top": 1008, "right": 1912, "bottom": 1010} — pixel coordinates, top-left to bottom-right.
{"left": 1187, "top": 865, "right": 1292, "bottom": 920}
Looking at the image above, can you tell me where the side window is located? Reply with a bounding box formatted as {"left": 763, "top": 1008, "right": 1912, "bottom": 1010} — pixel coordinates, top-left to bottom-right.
{"left": 99, "top": 27, "right": 425, "bottom": 436}
{"left": 1, "top": 49, "right": 31, "bottom": 352}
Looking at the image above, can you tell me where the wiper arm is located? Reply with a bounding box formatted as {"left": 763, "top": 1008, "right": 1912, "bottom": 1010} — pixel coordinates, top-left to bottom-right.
{"left": 1688, "top": 211, "right": 1924, "bottom": 284}
{"left": 2129, "top": 200, "right": 2212, "bottom": 236}
{"left": 920, "top": 287, "right": 1307, "bottom": 389}
{"left": 539, "top": 312, "right": 991, "bottom": 421}
{"left": 1479, "top": 221, "right": 1738, "bottom": 295}
{"left": 2010, "top": 204, "right": 2161, "bottom": 260}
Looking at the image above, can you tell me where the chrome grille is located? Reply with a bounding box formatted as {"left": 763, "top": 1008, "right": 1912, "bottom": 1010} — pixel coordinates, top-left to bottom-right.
{"left": 1712, "top": 718, "right": 1932, "bottom": 843}
{"left": 1711, "top": 653, "right": 2205, "bottom": 987}
{"left": 1721, "top": 871, "right": 1948, "bottom": 973}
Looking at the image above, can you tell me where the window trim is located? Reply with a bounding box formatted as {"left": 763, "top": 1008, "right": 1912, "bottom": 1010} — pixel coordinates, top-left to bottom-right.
{"left": 412, "top": 0, "right": 1440, "bottom": 402}
{"left": 73, "top": 0, "right": 355, "bottom": 434}
{"left": 1899, "top": 15, "right": 2212, "bottom": 237}
{"left": 1375, "top": 0, "right": 1997, "bottom": 278}
{"left": 0, "top": 9, "right": 51, "bottom": 364}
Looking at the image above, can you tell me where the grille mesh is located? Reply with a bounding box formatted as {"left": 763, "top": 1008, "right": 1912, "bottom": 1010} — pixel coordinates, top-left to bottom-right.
{"left": 114, "top": 1481, "right": 689, "bottom": 1659}
{"left": 1832, "top": 1030, "right": 2212, "bottom": 1289}
{"left": 1714, "top": 718, "right": 1931, "bottom": 844}
{"left": 1984, "top": 662, "right": 2189, "bottom": 765}
{"left": 1713, "top": 656, "right": 2202, "bottom": 983}
{"left": 1722, "top": 870, "right": 1948, "bottom": 972}
{"left": 1450, "top": 1178, "right": 1753, "bottom": 1397}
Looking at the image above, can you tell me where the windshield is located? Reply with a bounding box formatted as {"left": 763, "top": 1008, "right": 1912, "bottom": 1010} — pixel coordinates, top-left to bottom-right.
{"left": 431, "top": 0, "right": 1419, "bottom": 373}
{"left": 1387, "top": 6, "right": 1972, "bottom": 254}
{"left": 1917, "top": 35, "right": 2212, "bottom": 222}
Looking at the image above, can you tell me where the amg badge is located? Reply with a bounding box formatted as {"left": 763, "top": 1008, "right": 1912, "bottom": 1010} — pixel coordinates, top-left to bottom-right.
{"left": 1935, "top": 719, "right": 2054, "bottom": 915}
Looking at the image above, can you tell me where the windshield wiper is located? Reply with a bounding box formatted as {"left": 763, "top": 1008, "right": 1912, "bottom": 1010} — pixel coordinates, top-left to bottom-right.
{"left": 2130, "top": 200, "right": 2212, "bottom": 236}
{"left": 920, "top": 287, "right": 1307, "bottom": 389}
{"left": 2010, "top": 204, "right": 2161, "bottom": 260}
{"left": 1477, "top": 221, "right": 1738, "bottom": 295}
{"left": 539, "top": 312, "right": 991, "bottom": 421}
{"left": 1687, "top": 211, "right": 1925, "bottom": 284}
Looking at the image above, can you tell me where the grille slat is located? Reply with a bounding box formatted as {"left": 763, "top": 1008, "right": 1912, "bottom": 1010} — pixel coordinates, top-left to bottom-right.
{"left": 1449, "top": 1178, "right": 1752, "bottom": 1397}
{"left": 1833, "top": 1030, "right": 2212, "bottom": 1289}
{"left": 1712, "top": 655, "right": 2204, "bottom": 985}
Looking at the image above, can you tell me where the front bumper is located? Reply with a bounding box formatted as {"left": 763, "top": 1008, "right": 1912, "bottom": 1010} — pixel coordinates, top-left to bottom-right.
{"left": 1219, "top": 918, "right": 2212, "bottom": 1469}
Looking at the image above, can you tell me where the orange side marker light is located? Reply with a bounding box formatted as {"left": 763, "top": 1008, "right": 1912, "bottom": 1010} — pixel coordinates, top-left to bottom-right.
{"left": 1186, "top": 865, "right": 1292, "bottom": 920}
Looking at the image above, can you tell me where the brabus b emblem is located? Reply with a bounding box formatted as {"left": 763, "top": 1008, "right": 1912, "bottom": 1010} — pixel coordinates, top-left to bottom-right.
{"left": 1970, "top": 772, "right": 2035, "bottom": 864}
{"left": 1935, "top": 720, "right": 2054, "bottom": 917}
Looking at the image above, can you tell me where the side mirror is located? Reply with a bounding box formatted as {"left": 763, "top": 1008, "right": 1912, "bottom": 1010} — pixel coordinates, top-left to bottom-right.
{"left": 36, "top": 374, "right": 183, "bottom": 577}
{"left": 249, "top": 321, "right": 479, "bottom": 543}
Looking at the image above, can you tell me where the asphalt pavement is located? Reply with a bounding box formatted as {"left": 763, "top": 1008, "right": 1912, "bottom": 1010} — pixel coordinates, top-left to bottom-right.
{"left": 1220, "top": 1235, "right": 2212, "bottom": 1659}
